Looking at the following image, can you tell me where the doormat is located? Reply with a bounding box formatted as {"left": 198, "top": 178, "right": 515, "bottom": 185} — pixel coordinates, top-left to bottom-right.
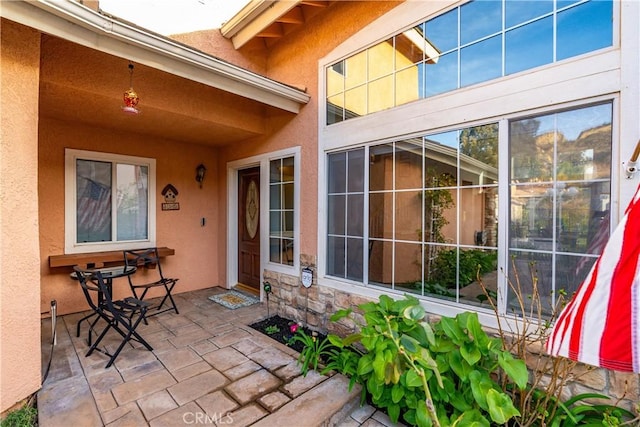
{"left": 209, "top": 290, "right": 260, "bottom": 310}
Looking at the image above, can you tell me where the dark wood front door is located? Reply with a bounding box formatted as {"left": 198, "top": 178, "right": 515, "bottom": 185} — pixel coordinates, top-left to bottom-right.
{"left": 238, "top": 167, "right": 260, "bottom": 292}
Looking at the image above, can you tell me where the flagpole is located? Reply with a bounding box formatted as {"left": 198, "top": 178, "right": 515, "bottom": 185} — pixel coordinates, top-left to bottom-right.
{"left": 625, "top": 139, "right": 640, "bottom": 179}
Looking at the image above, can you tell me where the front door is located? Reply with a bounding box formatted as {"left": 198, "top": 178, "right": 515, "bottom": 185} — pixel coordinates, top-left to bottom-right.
{"left": 238, "top": 167, "right": 260, "bottom": 293}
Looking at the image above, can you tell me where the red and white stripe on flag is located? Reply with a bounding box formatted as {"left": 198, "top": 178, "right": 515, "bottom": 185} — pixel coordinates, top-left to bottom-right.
{"left": 546, "top": 183, "right": 640, "bottom": 373}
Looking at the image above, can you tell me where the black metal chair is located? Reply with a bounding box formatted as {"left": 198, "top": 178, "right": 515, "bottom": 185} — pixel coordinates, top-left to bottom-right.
{"left": 123, "top": 248, "right": 179, "bottom": 320}
{"left": 74, "top": 266, "right": 153, "bottom": 368}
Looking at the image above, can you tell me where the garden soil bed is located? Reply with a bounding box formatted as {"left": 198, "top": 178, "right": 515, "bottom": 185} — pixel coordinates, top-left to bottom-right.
{"left": 249, "top": 315, "right": 328, "bottom": 353}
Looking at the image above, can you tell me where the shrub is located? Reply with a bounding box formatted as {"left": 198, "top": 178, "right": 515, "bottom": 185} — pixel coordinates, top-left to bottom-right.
{"left": 325, "top": 294, "right": 527, "bottom": 427}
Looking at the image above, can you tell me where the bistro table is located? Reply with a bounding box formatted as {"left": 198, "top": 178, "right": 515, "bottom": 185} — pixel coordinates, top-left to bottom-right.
{"left": 72, "top": 264, "right": 137, "bottom": 344}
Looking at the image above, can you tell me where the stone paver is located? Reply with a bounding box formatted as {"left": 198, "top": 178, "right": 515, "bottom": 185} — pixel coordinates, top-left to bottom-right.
{"left": 361, "top": 419, "right": 388, "bottom": 427}
{"left": 372, "top": 409, "right": 405, "bottom": 427}
{"left": 274, "top": 360, "right": 304, "bottom": 381}
{"left": 39, "top": 288, "right": 380, "bottom": 427}
{"left": 137, "top": 390, "right": 178, "bottom": 421}
{"left": 167, "top": 369, "right": 228, "bottom": 405}
{"left": 113, "top": 347, "right": 158, "bottom": 370}
{"left": 249, "top": 346, "right": 297, "bottom": 370}
{"left": 282, "top": 369, "right": 328, "bottom": 398}
{"left": 252, "top": 374, "right": 361, "bottom": 427}
{"left": 148, "top": 401, "right": 201, "bottom": 427}
{"left": 223, "top": 359, "right": 263, "bottom": 380}
{"left": 210, "top": 328, "right": 252, "bottom": 347}
{"left": 38, "top": 376, "right": 102, "bottom": 427}
{"left": 167, "top": 327, "right": 213, "bottom": 348}
{"left": 189, "top": 339, "right": 218, "bottom": 355}
{"left": 171, "top": 360, "right": 212, "bottom": 382}
{"left": 111, "top": 370, "right": 177, "bottom": 405}
{"left": 195, "top": 390, "right": 239, "bottom": 417}
{"left": 224, "top": 369, "right": 282, "bottom": 405}
{"left": 102, "top": 401, "right": 144, "bottom": 425}
{"left": 86, "top": 369, "right": 124, "bottom": 413}
{"left": 227, "top": 404, "right": 269, "bottom": 427}
{"left": 350, "top": 404, "right": 377, "bottom": 423}
{"left": 257, "top": 390, "right": 291, "bottom": 411}
{"left": 202, "top": 346, "right": 248, "bottom": 371}
{"left": 155, "top": 346, "right": 202, "bottom": 372}
{"left": 119, "top": 360, "right": 166, "bottom": 382}
{"left": 232, "top": 337, "right": 264, "bottom": 355}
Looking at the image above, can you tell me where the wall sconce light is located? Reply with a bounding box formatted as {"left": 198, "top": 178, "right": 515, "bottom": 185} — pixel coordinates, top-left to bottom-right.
{"left": 196, "top": 164, "right": 207, "bottom": 188}
{"left": 122, "top": 62, "right": 140, "bottom": 115}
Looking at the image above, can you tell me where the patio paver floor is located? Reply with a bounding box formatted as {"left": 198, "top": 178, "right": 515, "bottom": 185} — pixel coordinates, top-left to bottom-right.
{"left": 38, "top": 287, "right": 392, "bottom": 426}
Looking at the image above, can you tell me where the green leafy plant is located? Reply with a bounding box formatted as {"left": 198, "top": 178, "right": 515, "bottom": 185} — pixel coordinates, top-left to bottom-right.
{"left": 1, "top": 402, "right": 37, "bottom": 427}
{"left": 325, "top": 294, "right": 528, "bottom": 427}
{"left": 538, "top": 392, "right": 636, "bottom": 426}
{"left": 478, "top": 258, "right": 640, "bottom": 426}
{"left": 291, "top": 330, "right": 336, "bottom": 375}
{"left": 264, "top": 325, "right": 280, "bottom": 335}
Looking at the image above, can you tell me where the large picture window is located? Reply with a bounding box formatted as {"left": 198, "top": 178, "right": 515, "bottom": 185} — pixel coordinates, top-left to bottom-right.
{"left": 326, "top": 0, "right": 613, "bottom": 124}
{"left": 65, "top": 149, "right": 156, "bottom": 253}
{"left": 325, "top": 102, "right": 612, "bottom": 316}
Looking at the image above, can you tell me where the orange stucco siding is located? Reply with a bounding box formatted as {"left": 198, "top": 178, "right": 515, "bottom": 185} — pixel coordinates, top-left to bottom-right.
{"left": 215, "top": 1, "right": 401, "bottom": 256}
{"left": 0, "top": 20, "right": 43, "bottom": 413}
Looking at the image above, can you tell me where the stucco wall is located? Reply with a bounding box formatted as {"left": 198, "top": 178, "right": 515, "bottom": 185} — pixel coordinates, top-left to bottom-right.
{"left": 0, "top": 20, "right": 43, "bottom": 413}
{"left": 211, "top": 1, "right": 399, "bottom": 258}
{"left": 39, "top": 118, "right": 224, "bottom": 316}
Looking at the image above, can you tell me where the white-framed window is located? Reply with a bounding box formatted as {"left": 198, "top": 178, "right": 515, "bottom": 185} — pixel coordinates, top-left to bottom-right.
{"left": 326, "top": 0, "right": 614, "bottom": 124}
{"left": 324, "top": 101, "right": 613, "bottom": 318}
{"left": 269, "top": 156, "right": 296, "bottom": 266}
{"left": 64, "top": 149, "right": 156, "bottom": 253}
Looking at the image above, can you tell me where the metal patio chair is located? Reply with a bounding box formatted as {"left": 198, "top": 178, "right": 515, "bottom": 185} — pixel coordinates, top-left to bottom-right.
{"left": 123, "top": 248, "right": 180, "bottom": 321}
{"left": 73, "top": 266, "right": 153, "bottom": 368}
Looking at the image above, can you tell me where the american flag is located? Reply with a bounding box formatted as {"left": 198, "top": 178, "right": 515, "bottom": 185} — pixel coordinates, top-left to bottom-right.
{"left": 77, "top": 177, "right": 111, "bottom": 239}
{"left": 546, "top": 183, "right": 640, "bottom": 372}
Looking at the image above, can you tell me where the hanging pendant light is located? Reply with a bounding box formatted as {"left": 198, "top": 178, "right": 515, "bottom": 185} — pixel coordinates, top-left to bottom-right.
{"left": 122, "top": 62, "right": 140, "bottom": 115}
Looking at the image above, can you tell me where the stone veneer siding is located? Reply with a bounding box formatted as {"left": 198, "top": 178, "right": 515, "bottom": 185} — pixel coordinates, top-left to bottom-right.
{"left": 263, "top": 254, "right": 639, "bottom": 413}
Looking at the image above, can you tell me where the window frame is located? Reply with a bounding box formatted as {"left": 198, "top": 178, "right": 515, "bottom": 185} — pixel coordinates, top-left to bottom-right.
{"left": 64, "top": 149, "right": 156, "bottom": 254}
{"left": 268, "top": 155, "right": 297, "bottom": 267}
{"left": 265, "top": 149, "right": 301, "bottom": 273}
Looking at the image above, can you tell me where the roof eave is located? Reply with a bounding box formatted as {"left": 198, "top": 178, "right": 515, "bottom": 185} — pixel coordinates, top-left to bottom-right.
{"left": 1, "top": 0, "right": 310, "bottom": 113}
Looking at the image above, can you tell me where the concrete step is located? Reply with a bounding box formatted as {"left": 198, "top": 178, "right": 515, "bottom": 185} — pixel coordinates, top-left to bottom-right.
{"left": 252, "top": 374, "right": 362, "bottom": 427}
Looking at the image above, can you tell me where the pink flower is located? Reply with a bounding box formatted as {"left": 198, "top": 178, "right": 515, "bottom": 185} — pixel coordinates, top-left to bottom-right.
{"left": 289, "top": 323, "right": 299, "bottom": 333}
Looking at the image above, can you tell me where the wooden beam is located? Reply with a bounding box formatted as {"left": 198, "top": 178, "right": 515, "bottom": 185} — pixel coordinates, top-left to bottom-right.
{"left": 277, "top": 6, "right": 304, "bottom": 24}
{"left": 300, "top": 1, "right": 328, "bottom": 7}
{"left": 257, "top": 22, "right": 284, "bottom": 38}
{"left": 49, "top": 247, "right": 175, "bottom": 268}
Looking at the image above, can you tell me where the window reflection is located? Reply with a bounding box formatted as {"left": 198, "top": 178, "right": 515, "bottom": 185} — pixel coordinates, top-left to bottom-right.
{"left": 460, "top": 35, "right": 502, "bottom": 87}
{"left": 557, "top": 0, "right": 613, "bottom": 60}
{"left": 509, "top": 102, "right": 612, "bottom": 315}
{"left": 506, "top": 17, "right": 553, "bottom": 75}
{"left": 327, "top": 150, "right": 365, "bottom": 280}
{"left": 326, "top": 0, "right": 613, "bottom": 125}
{"left": 505, "top": 0, "right": 552, "bottom": 28}
{"left": 269, "top": 157, "right": 296, "bottom": 266}
{"left": 460, "top": 0, "right": 502, "bottom": 45}
{"left": 362, "top": 126, "right": 499, "bottom": 302}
